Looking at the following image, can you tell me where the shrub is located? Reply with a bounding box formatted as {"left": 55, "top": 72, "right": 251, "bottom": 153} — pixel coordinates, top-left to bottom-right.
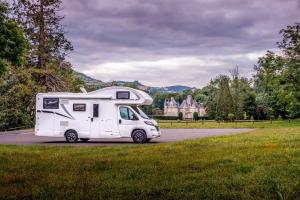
{"left": 243, "top": 112, "right": 249, "bottom": 120}
{"left": 228, "top": 113, "right": 235, "bottom": 122}
{"left": 178, "top": 112, "right": 183, "bottom": 120}
{"left": 193, "top": 112, "right": 199, "bottom": 121}
{"left": 152, "top": 115, "right": 178, "bottom": 120}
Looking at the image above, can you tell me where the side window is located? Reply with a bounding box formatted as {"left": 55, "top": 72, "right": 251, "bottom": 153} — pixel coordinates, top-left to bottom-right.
{"left": 73, "top": 104, "right": 86, "bottom": 112}
{"left": 120, "top": 107, "right": 129, "bottom": 120}
{"left": 119, "top": 107, "right": 138, "bottom": 120}
{"left": 116, "top": 91, "right": 130, "bottom": 99}
{"left": 128, "top": 109, "right": 136, "bottom": 120}
{"left": 43, "top": 98, "right": 59, "bottom": 109}
{"left": 93, "top": 104, "right": 99, "bottom": 117}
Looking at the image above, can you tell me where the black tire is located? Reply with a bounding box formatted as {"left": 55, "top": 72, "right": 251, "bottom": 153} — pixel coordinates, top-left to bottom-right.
{"left": 132, "top": 130, "right": 147, "bottom": 144}
{"left": 65, "top": 130, "right": 78, "bottom": 143}
{"left": 80, "top": 138, "right": 90, "bottom": 142}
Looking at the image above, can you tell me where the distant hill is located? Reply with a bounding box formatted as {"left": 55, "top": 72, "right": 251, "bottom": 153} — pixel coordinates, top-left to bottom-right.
{"left": 76, "top": 72, "right": 103, "bottom": 84}
{"left": 75, "top": 71, "right": 195, "bottom": 94}
{"left": 148, "top": 85, "right": 193, "bottom": 94}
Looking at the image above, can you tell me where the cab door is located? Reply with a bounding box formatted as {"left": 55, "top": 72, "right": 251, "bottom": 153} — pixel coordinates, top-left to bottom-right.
{"left": 118, "top": 106, "right": 139, "bottom": 137}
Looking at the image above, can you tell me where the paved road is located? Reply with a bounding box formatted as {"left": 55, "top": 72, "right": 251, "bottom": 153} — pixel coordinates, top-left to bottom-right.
{"left": 0, "top": 128, "right": 254, "bottom": 146}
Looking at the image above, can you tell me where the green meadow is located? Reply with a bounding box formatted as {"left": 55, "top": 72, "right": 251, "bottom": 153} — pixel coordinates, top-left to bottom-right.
{"left": 1, "top": 121, "right": 300, "bottom": 199}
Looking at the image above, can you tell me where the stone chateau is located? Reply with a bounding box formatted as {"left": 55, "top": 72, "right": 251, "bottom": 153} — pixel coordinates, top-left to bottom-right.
{"left": 164, "top": 95, "right": 206, "bottom": 119}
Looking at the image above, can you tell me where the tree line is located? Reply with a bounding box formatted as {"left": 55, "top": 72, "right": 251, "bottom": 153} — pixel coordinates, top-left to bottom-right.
{"left": 149, "top": 23, "right": 300, "bottom": 120}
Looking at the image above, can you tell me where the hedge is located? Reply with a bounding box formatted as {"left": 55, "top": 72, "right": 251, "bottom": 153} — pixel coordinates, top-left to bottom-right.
{"left": 151, "top": 115, "right": 179, "bottom": 120}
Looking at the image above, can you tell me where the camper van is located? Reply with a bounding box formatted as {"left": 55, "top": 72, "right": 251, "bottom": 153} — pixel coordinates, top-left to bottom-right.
{"left": 35, "top": 87, "right": 161, "bottom": 143}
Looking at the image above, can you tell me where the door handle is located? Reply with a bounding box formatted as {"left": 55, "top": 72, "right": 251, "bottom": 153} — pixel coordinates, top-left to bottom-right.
{"left": 91, "top": 117, "right": 94, "bottom": 122}
{"left": 119, "top": 119, "right": 122, "bottom": 124}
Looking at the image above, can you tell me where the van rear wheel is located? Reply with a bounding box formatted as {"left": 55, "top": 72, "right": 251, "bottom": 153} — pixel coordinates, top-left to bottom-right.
{"left": 65, "top": 130, "right": 78, "bottom": 143}
{"left": 132, "top": 130, "right": 147, "bottom": 143}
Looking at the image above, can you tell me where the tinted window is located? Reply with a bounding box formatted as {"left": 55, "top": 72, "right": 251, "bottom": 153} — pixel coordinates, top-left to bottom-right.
{"left": 120, "top": 107, "right": 138, "bottom": 120}
{"left": 93, "top": 104, "right": 99, "bottom": 117}
{"left": 43, "top": 98, "right": 59, "bottom": 109}
{"left": 73, "top": 104, "right": 86, "bottom": 112}
{"left": 116, "top": 91, "right": 130, "bottom": 99}
{"left": 132, "top": 106, "right": 150, "bottom": 119}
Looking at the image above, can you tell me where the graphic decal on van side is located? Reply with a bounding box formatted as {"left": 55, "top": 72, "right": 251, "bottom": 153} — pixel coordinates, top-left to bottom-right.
{"left": 60, "top": 104, "right": 75, "bottom": 119}
{"left": 37, "top": 110, "right": 74, "bottom": 119}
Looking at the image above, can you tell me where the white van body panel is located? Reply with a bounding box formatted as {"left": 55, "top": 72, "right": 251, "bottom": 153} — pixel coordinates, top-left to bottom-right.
{"left": 35, "top": 87, "right": 161, "bottom": 140}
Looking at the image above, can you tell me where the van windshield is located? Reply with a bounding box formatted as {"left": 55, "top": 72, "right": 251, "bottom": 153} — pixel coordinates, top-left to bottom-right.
{"left": 131, "top": 106, "right": 150, "bottom": 119}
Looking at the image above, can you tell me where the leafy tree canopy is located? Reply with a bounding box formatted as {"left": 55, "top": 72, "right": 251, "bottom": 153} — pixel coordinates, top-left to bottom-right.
{"left": 254, "top": 23, "right": 300, "bottom": 118}
{"left": 0, "top": 1, "right": 27, "bottom": 74}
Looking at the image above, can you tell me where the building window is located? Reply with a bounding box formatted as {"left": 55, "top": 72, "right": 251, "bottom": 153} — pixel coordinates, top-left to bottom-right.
{"left": 43, "top": 98, "right": 59, "bottom": 109}
{"left": 73, "top": 104, "right": 86, "bottom": 112}
{"left": 116, "top": 91, "right": 130, "bottom": 99}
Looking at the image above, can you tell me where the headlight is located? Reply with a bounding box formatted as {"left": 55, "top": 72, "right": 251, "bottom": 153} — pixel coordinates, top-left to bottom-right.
{"left": 144, "top": 121, "right": 155, "bottom": 126}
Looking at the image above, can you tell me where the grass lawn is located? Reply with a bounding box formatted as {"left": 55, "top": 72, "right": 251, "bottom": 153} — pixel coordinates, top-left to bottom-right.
{"left": 158, "top": 119, "right": 300, "bottom": 129}
{"left": 1, "top": 127, "right": 300, "bottom": 199}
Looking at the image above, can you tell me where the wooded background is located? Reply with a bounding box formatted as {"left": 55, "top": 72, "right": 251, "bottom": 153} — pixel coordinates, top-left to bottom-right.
{"left": 0, "top": 0, "right": 299, "bottom": 130}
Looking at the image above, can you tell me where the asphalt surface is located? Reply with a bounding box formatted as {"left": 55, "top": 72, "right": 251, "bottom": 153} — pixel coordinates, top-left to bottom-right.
{"left": 0, "top": 128, "right": 254, "bottom": 146}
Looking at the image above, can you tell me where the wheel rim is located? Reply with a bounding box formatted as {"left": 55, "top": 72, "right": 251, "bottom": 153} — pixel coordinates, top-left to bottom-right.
{"left": 67, "top": 132, "right": 76, "bottom": 142}
{"left": 134, "top": 131, "right": 145, "bottom": 142}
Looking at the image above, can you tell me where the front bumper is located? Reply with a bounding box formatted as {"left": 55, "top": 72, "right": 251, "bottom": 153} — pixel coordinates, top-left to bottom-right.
{"left": 149, "top": 126, "right": 161, "bottom": 138}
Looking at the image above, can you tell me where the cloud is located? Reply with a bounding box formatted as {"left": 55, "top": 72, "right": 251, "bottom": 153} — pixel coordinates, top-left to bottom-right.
{"left": 61, "top": 0, "right": 300, "bottom": 87}
{"left": 79, "top": 52, "right": 265, "bottom": 87}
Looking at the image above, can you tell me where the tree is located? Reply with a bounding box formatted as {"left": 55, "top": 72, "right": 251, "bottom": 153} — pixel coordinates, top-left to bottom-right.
{"left": 216, "top": 75, "right": 234, "bottom": 120}
{"left": 0, "top": 1, "right": 27, "bottom": 74}
{"left": 243, "top": 90, "right": 256, "bottom": 119}
{"left": 230, "top": 66, "right": 243, "bottom": 119}
{"left": 11, "top": 0, "right": 78, "bottom": 92}
{"left": 228, "top": 113, "right": 235, "bottom": 122}
{"left": 194, "top": 93, "right": 206, "bottom": 102}
{"left": 0, "top": 0, "right": 82, "bottom": 129}
{"left": 254, "top": 22, "right": 300, "bottom": 118}
{"left": 193, "top": 112, "right": 199, "bottom": 121}
{"left": 178, "top": 112, "right": 183, "bottom": 120}
{"left": 12, "top": 0, "right": 73, "bottom": 68}
{"left": 0, "top": 67, "right": 45, "bottom": 129}
{"left": 242, "top": 112, "right": 249, "bottom": 120}
{"left": 201, "top": 79, "right": 219, "bottom": 119}
{"left": 278, "top": 23, "right": 300, "bottom": 59}
{"left": 0, "top": 2, "right": 39, "bottom": 129}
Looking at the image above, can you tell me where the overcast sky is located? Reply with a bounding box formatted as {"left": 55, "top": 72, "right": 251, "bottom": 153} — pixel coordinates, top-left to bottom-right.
{"left": 62, "top": 0, "right": 300, "bottom": 87}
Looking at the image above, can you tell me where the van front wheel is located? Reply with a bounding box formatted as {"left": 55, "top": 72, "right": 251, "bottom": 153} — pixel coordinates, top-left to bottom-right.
{"left": 132, "top": 130, "right": 147, "bottom": 143}
{"left": 65, "top": 130, "right": 78, "bottom": 143}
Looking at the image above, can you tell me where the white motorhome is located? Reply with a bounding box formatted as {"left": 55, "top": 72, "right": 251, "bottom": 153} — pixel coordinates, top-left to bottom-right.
{"left": 35, "top": 87, "right": 161, "bottom": 143}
